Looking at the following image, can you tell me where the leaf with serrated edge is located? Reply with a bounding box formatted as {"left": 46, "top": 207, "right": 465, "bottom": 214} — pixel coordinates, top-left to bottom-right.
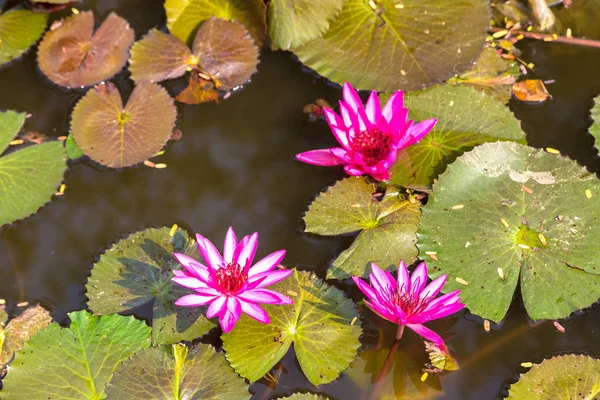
{"left": 106, "top": 344, "right": 250, "bottom": 399}
{"left": 165, "top": 0, "right": 266, "bottom": 47}
{"left": 37, "top": 11, "right": 134, "bottom": 88}
{"left": 419, "top": 142, "right": 600, "bottom": 322}
{"left": 70, "top": 81, "right": 177, "bottom": 168}
{"left": 2, "top": 311, "right": 151, "bottom": 399}
{"left": 86, "top": 226, "right": 216, "bottom": 345}
{"left": 268, "top": 0, "right": 342, "bottom": 49}
{"left": 0, "top": 110, "right": 25, "bottom": 154}
{"left": 0, "top": 304, "right": 52, "bottom": 365}
{"left": 278, "top": 394, "right": 330, "bottom": 400}
{"left": 304, "top": 177, "right": 420, "bottom": 279}
{"left": 193, "top": 17, "right": 258, "bottom": 90}
{"left": 589, "top": 95, "right": 600, "bottom": 150}
{"left": 176, "top": 70, "right": 220, "bottom": 104}
{"left": 386, "top": 85, "right": 524, "bottom": 190}
{"left": 222, "top": 270, "right": 361, "bottom": 386}
{"left": 508, "top": 355, "right": 600, "bottom": 399}
{"left": 129, "top": 29, "right": 193, "bottom": 83}
{"left": 293, "top": 0, "right": 489, "bottom": 92}
{"left": 0, "top": 9, "right": 47, "bottom": 66}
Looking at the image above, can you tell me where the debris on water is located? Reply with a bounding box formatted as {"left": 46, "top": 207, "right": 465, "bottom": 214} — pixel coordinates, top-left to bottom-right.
{"left": 55, "top": 184, "right": 66, "bottom": 196}
{"left": 545, "top": 147, "right": 560, "bottom": 155}
{"left": 500, "top": 218, "right": 509, "bottom": 228}
{"left": 553, "top": 321, "right": 566, "bottom": 333}
{"left": 585, "top": 189, "right": 592, "bottom": 199}
{"left": 169, "top": 224, "right": 178, "bottom": 237}
{"left": 465, "top": 241, "right": 471, "bottom": 248}
{"left": 9, "top": 139, "right": 24, "bottom": 146}
{"left": 521, "top": 185, "right": 533, "bottom": 194}
{"left": 484, "top": 320, "right": 491, "bottom": 332}
{"left": 518, "top": 243, "right": 530, "bottom": 249}
{"left": 350, "top": 316, "right": 358, "bottom": 326}
{"left": 456, "top": 277, "right": 469, "bottom": 286}
{"left": 497, "top": 268, "right": 504, "bottom": 280}
{"left": 521, "top": 362, "right": 533, "bottom": 368}
{"left": 451, "top": 204, "right": 464, "bottom": 210}
{"left": 287, "top": 290, "right": 298, "bottom": 296}
{"left": 425, "top": 251, "right": 438, "bottom": 261}
{"left": 155, "top": 163, "right": 167, "bottom": 169}
{"left": 420, "top": 372, "right": 429, "bottom": 381}
{"left": 538, "top": 233, "right": 547, "bottom": 246}
{"left": 16, "top": 302, "right": 28, "bottom": 307}
{"left": 143, "top": 160, "right": 156, "bottom": 168}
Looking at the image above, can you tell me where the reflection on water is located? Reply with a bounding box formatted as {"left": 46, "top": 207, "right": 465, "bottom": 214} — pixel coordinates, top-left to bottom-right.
{"left": 1, "top": 1, "right": 600, "bottom": 399}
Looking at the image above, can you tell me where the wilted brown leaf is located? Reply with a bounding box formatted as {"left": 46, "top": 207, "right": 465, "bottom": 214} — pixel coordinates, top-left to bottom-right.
{"left": 0, "top": 304, "right": 52, "bottom": 365}
{"left": 512, "top": 79, "right": 551, "bottom": 103}
{"left": 176, "top": 70, "right": 220, "bottom": 104}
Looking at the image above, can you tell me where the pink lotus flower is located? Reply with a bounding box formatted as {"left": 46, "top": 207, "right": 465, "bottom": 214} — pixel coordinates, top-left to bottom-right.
{"left": 296, "top": 82, "right": 437, "bottom": 181}
{"left": 352, "top": 261, "right": 464, "bottom": 345}
{"left": 171, "top": 227, "right": 293, "bottom": 333}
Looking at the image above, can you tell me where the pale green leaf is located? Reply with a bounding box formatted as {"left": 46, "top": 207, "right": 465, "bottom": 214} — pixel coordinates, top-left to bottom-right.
{"left": 0, "top": 9, "right": 47, "bottom": 66}
{"left": 589, "top": 95, "right": 600, "bottom": 149}
{"left": 277, "top": 394, "right": 330, "bottom": 400}
{"left": 65, "top": 133, "right": 84, "bottom": 159}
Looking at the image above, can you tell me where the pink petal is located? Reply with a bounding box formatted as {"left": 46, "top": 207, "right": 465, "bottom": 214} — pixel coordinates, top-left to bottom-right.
{"left": 365, "top": 91, "right": 382, "bottom": 126}
{"left": 424, "top": 290, "right": 462, "bottom": 313}
{"left": 330, "top": 147, "right": 352, "bottom": 163}
{"left": 352, "top": 276, "right": 379, "bottom": 303}
{"left": 382, "top": 91, "right": 405, "bottom": 123}
{"left": 234, "top": 232, "right": 258, "bottom": 268}
{"left": 397, "top": 261, "right": 410, "bottom": 291}
{"left": 403, "top": 118, "right": 436, "bottom": 147}
{"left": 239, "top": 289, "right": 293, "bottom": 304}
{"left": 344, "top": 164, "right": 365, "bottom": 176}
{"left": 173, "top": 253, "right": 210, "bottom": 282}
{"left": 364, "top": 300, "right": 397, "bottom": 324}
{"left": 171, "top": 276, "right": 208, "bottom": 290}
{"left": 369, "top": 262, "right": 394, "bottom": 299}
{"left": 420, "top": 275, "right": 447, "bottom": 301}
{"left": 409, "top": 302, "right": 464, "bottom": 324}
{"left": 206, "top": 296, "right": 227, "bottom": 319}
{"left": 196, "top": 235, "right": 225, "bottom": 270}
{"left": 174, "top": 293, "right": 218, "bottom": 307}
{"left": 406, "top": 323, "right": 445, "bottom": 346}
{"left": 240, "top": 300, "right": 270, "bottom": 324}
{"left": 296, "top": 149, "right": 347, "bottom": 166}
{"left": 249, "top": 269, "right": 292, "bottom": 288}
{"left": 324, "top": 108, "right": 350, "bottom": 149}
{"left": 219, "top": 307, "right": 238, "bottom": 333}
{"left": 339, "top": 101, "right": 359, "bottom": 131}
{"left": 249, "top": 250, "right": 286, "bottom": 276}
{"left": 227, "top": 296, "right": 242, "bottom": 320}
{"left": 223, "top": 226, "right": 238, "bottom": 264}
{"left": 342, "top": 82, "right": 364, "bottom": 114}
{"left": 355, "top": 105, "right": 372, "bottom": 132}
{"left": 370, "top": 170, "right": 390, "bottom": 181}
{"left": 410, "top": 262, "right": 428, "bottom": 295}
{"left": 388, "top": 108, "right": 408, "bottom": 134}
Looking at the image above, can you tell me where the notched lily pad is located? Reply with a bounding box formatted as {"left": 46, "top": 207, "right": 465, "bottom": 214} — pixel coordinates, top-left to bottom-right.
{"left": 70, "top": 81, "right": 177, "bottom": 168}
{"left": 293, "top": 0, "right": 490, "bottom": 91}
{"left": 304, "top": 177, "right": 420, "bottom": 279}
{"left": 37, "top": 11, "right": 134, "bottom": 88}
{"left": 0, "top": 9, "right": 47, "bottom": 66}
{"left": 0, "top": 110, "right": 67, "bottom": 227}
{"left": 106, "top": 343, "right": 250, "bottom": 399}
{"left": 86, "top": 226, "right": 216, "bottom": 345}
{"left": 1, "top": 311, "right": 151, "bottom": 399}
{"left": 0, "top": 304, "right": 52, "bottom": 365}
{"left": 507, "top": 355, "right": 600, "bottom": 399}
{"left": 222, "top": 270, "right": 361, "bottom": 386}
{"left": 419, "top": 141, "right": 600, "bottom": 322}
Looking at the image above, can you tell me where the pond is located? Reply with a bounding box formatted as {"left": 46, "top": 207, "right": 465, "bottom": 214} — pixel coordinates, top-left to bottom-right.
{"left": 1, "top": 0, "right": 600, "bottom": 399}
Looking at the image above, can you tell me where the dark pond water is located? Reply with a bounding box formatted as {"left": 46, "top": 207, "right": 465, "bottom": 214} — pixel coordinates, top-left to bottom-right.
{"left": 1, "top": 1, "right": 600, "bottom": 399}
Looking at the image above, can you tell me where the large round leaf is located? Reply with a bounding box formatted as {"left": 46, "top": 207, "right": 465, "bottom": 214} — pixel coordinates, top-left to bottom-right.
{"left": 292, "top": 0, "right": 489, "bottom": 92}
{"left": 0, "top": 9, "right": 47, "bottom": 66}
{"left": 222, "top": 270, "right": 361, "bottom": 386}
{"left": 304, "top": 177, "right": 420, "bottom": 279}
{"left": 164, "top": 0, "right": 266, "bottom": 47}
{"left": 1, "top": 311, "right": 151, "bottom": 399}
{"left": 388, "top": 84, "right": 525, "bottom": 191}
{"left": 70, "top": 81, "right": 177, "bottom": 168}
{"left": 267, "top": 0, "right": 342, "bottom": 50}
{"left": 0, "top": 110, "right": 67, "bottom": 227}
{"left": 106, "top": 344, "right": 250, "bottom": 399}
{"left": 507, "top": 355, "right": 600, "bottom": 399}
{"left": 37, "top": 11, "right": 133, "bottom": 88}
{"left": 86, "top": 226, "right": 216, "bottom": 345}
{"left": 418, "top": 141, "right": 600, "bottom": 322}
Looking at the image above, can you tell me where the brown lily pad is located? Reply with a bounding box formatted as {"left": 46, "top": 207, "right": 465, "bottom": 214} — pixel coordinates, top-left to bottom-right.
{"left": 37, "top": 11, "right": 134, "bottom": 88}
{"left": 70, "top": 82, "right": 177, "bottom": 168}
{"left": 0, "top": 304, "right": 52, "bottom": 365}
{"left": 176, "top": 69, "right": 220, "bottom": 104}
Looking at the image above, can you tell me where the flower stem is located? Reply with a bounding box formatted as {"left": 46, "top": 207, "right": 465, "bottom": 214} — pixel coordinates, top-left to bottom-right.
{"left": 367, "top": 325, "right": 405, "bottom": 399}
{"left": 396, "top": 324, "right": 405, "bottom": 340}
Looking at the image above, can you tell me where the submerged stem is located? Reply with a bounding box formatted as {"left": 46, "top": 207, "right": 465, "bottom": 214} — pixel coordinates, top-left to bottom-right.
{"left": 368, "top": 324, "right": 406, "bottom": 399}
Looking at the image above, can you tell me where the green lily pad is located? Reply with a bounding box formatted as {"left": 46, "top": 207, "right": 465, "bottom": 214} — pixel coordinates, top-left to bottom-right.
{"left": 1, "top": 311, "right": 151, "bottom": 399}
{"left": 418, "top": 141, "right": 600, "bottom": 322}
{"left": 387, "top": 84, "right": 525, "bottom": 191}
{"left": 0, "top": 304, "right": 52, "bottom": 365}
{"left": 292, "top": 0, "right": 489, "bottom": 92}
{"left": 277, "top": 394, "right": 329, "bottom": 400}
{"left": 222, "top": 270, "right": 361, "bottom": 386}
{"left": 106, "top": 343, "right": 250, "bottom": 399}
{"left": 0, "top": 9, "right": 47, "bottom": 66}
{"left": 590, "top": 95, "right": 600, "bottom": 148}
{"left": 164, "top": 0, "right": 266, "bottom": 47}
{"left": 86, "top": 226, "right": 216, "bottom": 345}
{"left": 0, "top": 110, "right": 67, "bottom": 227}
{"left": 65, "top": 133, "right": 84, "bottom": 159}
{"left": 267, "top": 0, "right": 342, "bottom": 50}
{"left": 37, "top": 11, "right": 134, "bottom": 88}
{"left": 303, "top": 177, "right": 420, "bottom": 279}
{"left": 70, "top": 81, "right": 177, "bottom": 168}
{"left": 507, "top": 355, "right": 600, "bottom": 399}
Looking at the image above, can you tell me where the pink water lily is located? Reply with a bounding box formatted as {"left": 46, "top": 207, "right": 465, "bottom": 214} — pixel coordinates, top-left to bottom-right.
{"left": 171, "top": 227, "right": 293, "bottom": 333}
{"left": 296, "top": 82, "right": 437, "bottom": 181}
{"left": 352, "top": 261, "right": 464, "bottom": 346}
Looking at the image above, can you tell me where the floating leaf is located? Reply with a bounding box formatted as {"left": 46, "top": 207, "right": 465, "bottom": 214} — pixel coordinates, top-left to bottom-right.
{"left": 512, "top": 79, "right": 552, "bottom": 104}
{"left": 0, "top": 9, "right": 47, "bottom": 66}
{"left": 64, "top": 133, "right": 83, "bottom": 159}
{"left": 86, "top": 226, "right": 216, "bottom": 345}
{"left": 164, "top": 0, "right": 266, "bottom": 47}
{"left": 0, "top": 304, "right": 52, "bottom": 365}
{"left": 0, "top": 110, "right": 67, "bottom": 227}
{"left": 304, "top": 177, "right": 420, "bottom": 279}
{"left": 176, "top": 70, "right": 220, "bottom": 104}
{"left": 37, "top": 11, "right": 134, "bottom": 88}
{"left": 70, "top": 82, "right": 177, "bottom": 168}
{"left": 1, "top": 311, "right": 151, "bottom": 399}
{"left": 222, "top": 270, "right": 361, "bottom": 386}
{"left": 292, "top": 0, "right": 489, "bottom": 91}
{"left": 387, "top": 84, "right": 525, "bottom": 190}
{"left": 277, "top": 394, "right": 330, "bottom": 400}
{"left": 507, "top": 355, "right": 600, "bottom": 399}
{"left": 106, "top": 343, "right": 250, "bottom": 399}
{"left": 425, "top": 341, "right": 458, "bottom": 372}
{"left": 418, "top": 142, "right": 600, "bottom": 322}
{"left": 590, "top": 95, "right": 600, "bottom": 149}
{"left": 268, "top": 0, "right": 342, "bottom": 50}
